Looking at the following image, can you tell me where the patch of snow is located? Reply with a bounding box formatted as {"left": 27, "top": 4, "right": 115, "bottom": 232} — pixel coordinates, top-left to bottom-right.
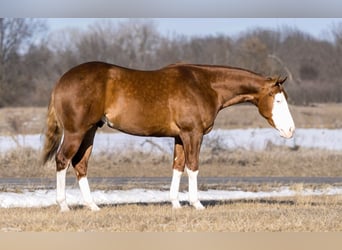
{"left": 1, "top": 129, "right": 342, "bottom": 154}
{"left": 0, "top": 187, "right": 341, "bottom": 208}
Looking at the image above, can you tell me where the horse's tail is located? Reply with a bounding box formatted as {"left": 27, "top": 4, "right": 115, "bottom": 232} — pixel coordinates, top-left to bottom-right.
{"left": 41, "top": 91, "right": 63, "bottom": 165}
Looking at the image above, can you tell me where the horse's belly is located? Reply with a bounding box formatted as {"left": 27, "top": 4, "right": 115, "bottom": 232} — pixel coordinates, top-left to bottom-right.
{"left": 106, "top": 110, "right": 179, "bottom": 137}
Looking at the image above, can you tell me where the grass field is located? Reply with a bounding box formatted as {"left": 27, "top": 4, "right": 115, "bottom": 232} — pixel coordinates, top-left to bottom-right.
{"left": 1, "top": 146, "right": 341, "bottom": 179}
{"left": 1, "top": 195, "right": 341, "bottom": 232}
{"left": 0, "top": 146, "right": 341, "bottom": 232}
{"left": 0, "top": 104, "right": 341, "bottom": 232}
{"left": 0, "top": 103, "right": 342, "bottom": 135}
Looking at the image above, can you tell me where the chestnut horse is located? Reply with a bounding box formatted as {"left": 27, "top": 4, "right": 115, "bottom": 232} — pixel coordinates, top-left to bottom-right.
{"left": 42, "top": 62, "right": 295, "bottom": 212}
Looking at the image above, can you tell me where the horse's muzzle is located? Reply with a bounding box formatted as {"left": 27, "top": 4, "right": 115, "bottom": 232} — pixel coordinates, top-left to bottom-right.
{"left": 279, "top": 126, "right": 295, "bottom": 139}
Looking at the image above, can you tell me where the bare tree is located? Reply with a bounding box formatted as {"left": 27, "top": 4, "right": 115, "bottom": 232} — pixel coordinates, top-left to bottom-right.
{"left": 113, "top": 19, "right": 161, "bottom": 69}
{"left": 0, "top": 18, "right": 46, "bottom": 107}
{"left": 1, "top": 19, "right": 342, "bottom": 106}
{"left": 234, "top": 35, "right": 270, "bottom": 75}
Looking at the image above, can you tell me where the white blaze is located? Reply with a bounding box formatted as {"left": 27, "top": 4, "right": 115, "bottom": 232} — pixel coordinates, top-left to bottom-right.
{"left": 272, "top": 92, "right": 295, "bottom": 138}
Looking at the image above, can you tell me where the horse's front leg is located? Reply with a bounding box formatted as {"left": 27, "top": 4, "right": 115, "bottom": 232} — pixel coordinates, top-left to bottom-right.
{"left": 186, "top": 167, "right": 204, "bottom": 210}
{"left": 180, "top": 131, "right": 205, "bottom": 210}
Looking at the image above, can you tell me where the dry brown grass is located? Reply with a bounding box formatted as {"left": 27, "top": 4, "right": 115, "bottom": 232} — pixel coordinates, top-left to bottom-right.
{"left": 0, "top": 103, "right": 341, "bottom": 135}
{"left": 0, "top": 195, "right": 341, "bottom": 232}
{"left": 0, "top": 107, "right": 46, "bottom": 135}
{"left": 0, "top": 147, "right": 51, "bottom": 178}
{"left": 1, "top": 146, "right": 341, "bottom": 178}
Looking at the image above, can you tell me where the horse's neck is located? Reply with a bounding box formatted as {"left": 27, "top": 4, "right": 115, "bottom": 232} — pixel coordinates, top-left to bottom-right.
{"left": 209, "top": 70, "right": 263, "bottom": 109}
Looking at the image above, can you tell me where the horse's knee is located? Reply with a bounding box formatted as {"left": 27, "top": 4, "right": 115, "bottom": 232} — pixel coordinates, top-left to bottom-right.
{"left": 172, "top": 155, "right": 186, "bottom": 172}
{"left": 186, "top": 160, "right": 199, "bottom": 172}
{"left": 173, "top": 164, "right": 185, "bottom": 172}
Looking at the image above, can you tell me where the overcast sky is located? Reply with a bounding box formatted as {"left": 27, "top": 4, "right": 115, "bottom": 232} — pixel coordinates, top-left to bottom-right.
{"left": 47, "top": 18, "right": 342, "bottom": 40}
{"left": 2, "top": 0, "right": 342, "bottom": 18}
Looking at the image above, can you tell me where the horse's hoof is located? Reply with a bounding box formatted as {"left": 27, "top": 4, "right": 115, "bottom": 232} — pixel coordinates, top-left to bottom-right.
{"left": 192, "top": 201, "right": 205, "bottom": 210}
{"left": 171, "top": 200, "right": 182, "bottom": 209}
{"left": 60, "top": 205, "right": 70, "bottom": 212}
{"left": 88, "top": 203, "right": 101, "bottom": 212}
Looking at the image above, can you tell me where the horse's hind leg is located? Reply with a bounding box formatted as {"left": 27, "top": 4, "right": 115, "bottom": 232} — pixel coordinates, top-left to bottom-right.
{"left": 71, "top": 126, "right": 99, "bottom": 211}
{"left": 170, "top": 136, "right": 185, "bottom": 209}
{"left": 56, "top": 131, "right": 85, "bottom": 212}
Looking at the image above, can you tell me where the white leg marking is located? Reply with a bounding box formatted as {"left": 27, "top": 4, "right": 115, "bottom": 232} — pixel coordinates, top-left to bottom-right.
{"left": 78, "top": 176, "right": 100, "bottom": 211}
{"left": 170, "top": 169, "right": 183, "bottom": 209}
{"left": 186, "top": 168, "right": 205, "bottom": 210}
{"left": 56, "top": 168, "right": 70, "bottom": 212}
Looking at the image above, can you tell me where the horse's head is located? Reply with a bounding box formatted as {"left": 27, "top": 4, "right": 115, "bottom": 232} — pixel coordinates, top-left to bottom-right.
{"left": 257, "top": 76, "right": 295, "bottom": 138}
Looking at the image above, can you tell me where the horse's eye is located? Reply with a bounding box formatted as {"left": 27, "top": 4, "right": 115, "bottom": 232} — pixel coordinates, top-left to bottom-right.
{"left": 275, "top": 97, "right": 282, "bottom": 103}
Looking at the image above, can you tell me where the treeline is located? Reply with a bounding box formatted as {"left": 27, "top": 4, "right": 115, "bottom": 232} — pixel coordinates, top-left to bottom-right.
{"left": 1, "top": 18, "right": 342, "bottom": 107}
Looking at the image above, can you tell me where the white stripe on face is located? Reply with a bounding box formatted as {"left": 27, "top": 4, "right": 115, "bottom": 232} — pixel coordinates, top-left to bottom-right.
{"left": 272, "top": 92, "right": 295, "bottom": 138}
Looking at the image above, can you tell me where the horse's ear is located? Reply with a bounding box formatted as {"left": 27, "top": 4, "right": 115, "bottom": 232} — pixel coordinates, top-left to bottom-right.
{"left": 266, "top": 76, "right": 287, "bottom": 87}
{"left": 277, "top": 76, "right": 287, "bottom": 85}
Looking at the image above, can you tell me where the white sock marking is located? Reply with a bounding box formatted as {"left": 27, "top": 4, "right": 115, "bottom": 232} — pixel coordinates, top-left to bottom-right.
{"left": 186, "top": 168, "right": 205, "bottom": 210}
{"left": 56, "top": 168, "right": 69, "bottom": 212}
{"left": 170, "top": 169, "right": 182, "bottom": 209}
{"left": 79, "top": 177, "right": 100, "bottom": 211}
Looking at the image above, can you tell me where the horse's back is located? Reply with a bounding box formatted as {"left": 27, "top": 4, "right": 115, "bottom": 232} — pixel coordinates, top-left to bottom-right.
{"left": 103, "top": 63, "right": 218, "bottom": 136}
